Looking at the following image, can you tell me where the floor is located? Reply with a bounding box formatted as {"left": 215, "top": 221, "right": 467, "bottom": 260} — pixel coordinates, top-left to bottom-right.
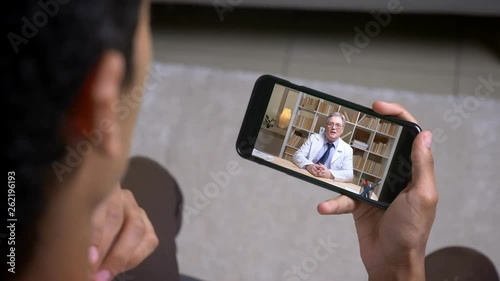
{"left": 150, "top": 4, "right": 500, "bottom": 97}
{"left": 138, "top": 4, "right": 500, "bottom": 280}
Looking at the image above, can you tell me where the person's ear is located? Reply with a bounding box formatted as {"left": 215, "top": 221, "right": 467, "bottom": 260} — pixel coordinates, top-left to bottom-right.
{"left": 63, "top": 50, "right": 125, "bottom": 157}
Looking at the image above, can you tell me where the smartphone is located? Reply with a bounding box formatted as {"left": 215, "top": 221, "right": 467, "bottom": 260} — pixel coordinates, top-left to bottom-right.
{"left": 235, "top": 74, "right": 422, "bottom": 209}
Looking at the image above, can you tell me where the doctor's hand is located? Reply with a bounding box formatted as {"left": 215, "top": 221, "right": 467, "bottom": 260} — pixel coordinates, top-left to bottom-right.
{"left": 89, "top": 184, "right": 159, "bottom": 281}
{"left": 306, "top": 164, "right": 321, "bottom": 176}
{"left": 317, "top": 164, "right": 332, "bottom": 179}
{"left": 316, "top": 101, "right": 437, "bottom": 281}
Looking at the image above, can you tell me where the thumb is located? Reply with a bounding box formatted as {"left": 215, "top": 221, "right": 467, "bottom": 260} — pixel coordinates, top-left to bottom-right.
{"left": 408, "top": 131, "right": 438, "bottom": 206}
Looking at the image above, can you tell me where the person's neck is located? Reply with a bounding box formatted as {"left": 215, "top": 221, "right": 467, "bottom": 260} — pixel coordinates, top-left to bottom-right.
{"left": 16, "top": 170, "right": 95, "bottom": 281}
{"left": 326, "top": 137, "right": 338, "bottom": 144}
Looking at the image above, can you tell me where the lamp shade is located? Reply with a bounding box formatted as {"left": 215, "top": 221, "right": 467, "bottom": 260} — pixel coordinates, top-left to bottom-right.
{"left": 278, "top": 108, "right": 292, "bottom": 129}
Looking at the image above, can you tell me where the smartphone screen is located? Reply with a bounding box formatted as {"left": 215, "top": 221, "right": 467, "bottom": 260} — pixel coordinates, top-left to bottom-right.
{"left": 237, "top": 75, "right": 421, "bottom": 208}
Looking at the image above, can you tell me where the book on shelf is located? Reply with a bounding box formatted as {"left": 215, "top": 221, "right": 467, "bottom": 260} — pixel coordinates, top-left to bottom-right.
{"left": 353, "top": 155, "right": 365, "bottom": 170}
{"left": 377, "top": 122, "right": 398, "bottom": 136}
{"left": 364, "top": 159, "right": 384, "bottom": 177}
{"left": 341, "top": 131, "right": 353, "bottom": 142}
{"left": 301, "top": 96, "right": 320, "bottom": 110}
{"left": 294, "top": 115, "right": 314, "bottom": 130}
{"left": 353, "top": 175, "right": 360, "bottom": 185}
{"left": 352, "top": 139, "right": 369, "bottom": 150}
{"left": 358, "top": 115, "right": 378, "bottom": 130}
{"left": 370, "top": 142, "right": 390, "bottom": 157}
{"left": 284, "top": 146, "right": 298, "bottom": 155}
{"left": 318, "top": 102, "right": 337, "bottom": 115}
{"left": 286, "top": 134, "right": 306, "bottom": 148}
{"left": 340, "top": 110, "right": 356, "bottom": 123}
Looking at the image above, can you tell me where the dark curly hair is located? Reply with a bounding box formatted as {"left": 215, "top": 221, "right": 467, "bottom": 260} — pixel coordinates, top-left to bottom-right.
{"left": 3, "top": 0, "right": 141, "bottom": 277}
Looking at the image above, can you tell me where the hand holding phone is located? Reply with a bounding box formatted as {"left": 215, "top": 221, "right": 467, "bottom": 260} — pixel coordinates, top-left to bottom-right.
{"left": 318, "top": 101, "right": 437, "bottom": 280}
{"left": 236, "top": 76, "right": 438, "bottom": 279}
{"left": 236, "top": 75, "right": 422, "bottom": 209}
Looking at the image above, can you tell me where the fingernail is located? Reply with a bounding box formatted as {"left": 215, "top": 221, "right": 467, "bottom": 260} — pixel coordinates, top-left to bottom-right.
{"left": 89, "top": 246, "right": 99, "bottom": 264}
{"left": 95, "top": 270, "right": 111, "bottom": 281}
{"left": 423, "top": 132, "right": 432, "bottom": 149}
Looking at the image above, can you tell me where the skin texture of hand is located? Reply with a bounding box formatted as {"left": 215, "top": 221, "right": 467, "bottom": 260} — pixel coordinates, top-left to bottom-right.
{"left": 89, "top": 185, "right": 159, "bottom": 281}
{"left": 307, "top": 164, "right": 333, "bottom": 179}
{"left": 317, "top": 164, "right": 333, "bottom": 179}
{"left": 317, "top": 101, "right": 438, "bottom": 281}
{"left": 306, "top": 164, "right": 320, "bottom": 176}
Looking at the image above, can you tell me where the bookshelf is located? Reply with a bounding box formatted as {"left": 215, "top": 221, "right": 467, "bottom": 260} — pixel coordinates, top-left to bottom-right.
{"left": 278, "top": 92, "right": 402, "bottom": 197}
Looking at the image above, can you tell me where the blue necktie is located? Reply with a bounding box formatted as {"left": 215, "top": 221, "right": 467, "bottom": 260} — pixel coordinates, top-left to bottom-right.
{"left": 316, "top": 143, "right": 334, "bottom": 165}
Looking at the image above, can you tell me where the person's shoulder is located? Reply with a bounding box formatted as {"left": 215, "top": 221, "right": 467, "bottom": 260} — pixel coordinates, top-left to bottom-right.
{"left": 339, "top": 138, "right": 353, "bottom": 152}
{"left": 310, "top": 133, "right": 322, "bottom": 140}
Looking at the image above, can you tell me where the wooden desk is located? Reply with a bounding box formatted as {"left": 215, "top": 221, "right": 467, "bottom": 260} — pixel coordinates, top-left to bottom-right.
{"left": 268, "top": 155, "right": 379, "bottom": 201}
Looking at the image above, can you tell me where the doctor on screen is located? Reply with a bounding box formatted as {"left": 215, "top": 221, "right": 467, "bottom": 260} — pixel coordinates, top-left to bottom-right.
{"left": 293, "top": 112, "right": 354, "bottom": 182}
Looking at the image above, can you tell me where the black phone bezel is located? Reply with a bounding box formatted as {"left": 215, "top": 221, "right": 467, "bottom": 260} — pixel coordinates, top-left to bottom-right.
{"left": 236, "top": 74, "right": 422, "bottom": 209}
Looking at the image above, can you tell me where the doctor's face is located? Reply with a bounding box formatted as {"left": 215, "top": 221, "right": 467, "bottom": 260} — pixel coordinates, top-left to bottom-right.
{"left": 326, "top": 116, "right": 344, "bottom": 142}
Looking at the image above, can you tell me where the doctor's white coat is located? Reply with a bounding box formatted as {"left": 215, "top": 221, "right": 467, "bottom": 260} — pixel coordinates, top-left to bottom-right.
{"left": 292, "top": 133, "right": 354, "bottom": 182}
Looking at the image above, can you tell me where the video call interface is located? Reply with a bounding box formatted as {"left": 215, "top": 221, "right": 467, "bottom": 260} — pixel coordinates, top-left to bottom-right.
{"left": 252, "top": 83, "right": 403, "bottom": 202}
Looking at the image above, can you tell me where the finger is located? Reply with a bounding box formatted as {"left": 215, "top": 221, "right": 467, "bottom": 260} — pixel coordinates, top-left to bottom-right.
{"left": 317, "top": 195, "right": 359, "bottom": 215}
{"left": 94, "top": 187, "right": 124, "bottom": 268}
{"left": 372, "top": 101, "right": 419, "bottom": 124}
{"left": 407, "top": 131, "right": 438, "bottom": 208}
{"left": 91, "top": 184, "right": 121, "bottom": 260}
{"left": 91, "top": 203, "right": 107, "bottom": 245}
{"left": 89, "top": 201, "right": 108, "bottom": 271}
{"left": 98, "top": 190, "right": 146, "bottom": 278}
{"left": 125, "top": 209, "right": 159, "bottom": 270}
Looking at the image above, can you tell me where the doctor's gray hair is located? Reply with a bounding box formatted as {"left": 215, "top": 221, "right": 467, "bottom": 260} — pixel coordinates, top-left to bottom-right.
{"left": 327, "top": 112, "right": 346, "bottom": 127}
